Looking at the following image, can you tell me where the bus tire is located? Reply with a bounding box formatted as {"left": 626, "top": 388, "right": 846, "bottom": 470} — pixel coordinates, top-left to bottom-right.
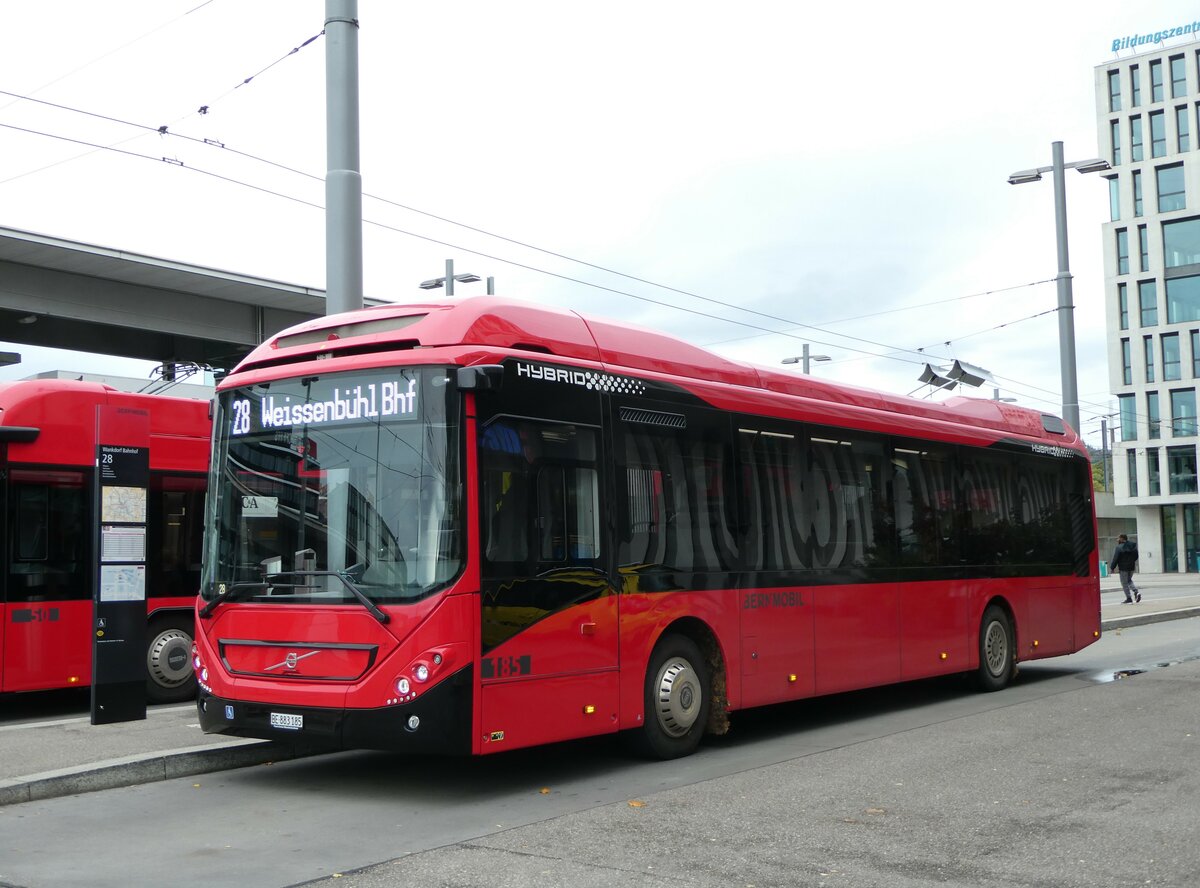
{"left": 976, "top": 605, "right": 1015, "bottom": 692}
{"left": 630, "top": 634, "right": 710, "bottom": 760}
{"left": 146, "top": 617, "right": 197, "bottom": 704}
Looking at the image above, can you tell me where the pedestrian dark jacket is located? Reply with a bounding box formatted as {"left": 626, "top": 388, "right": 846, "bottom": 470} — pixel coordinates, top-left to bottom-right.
{"left": 1110, "top": 540, "right": 1138, "bottom": 572}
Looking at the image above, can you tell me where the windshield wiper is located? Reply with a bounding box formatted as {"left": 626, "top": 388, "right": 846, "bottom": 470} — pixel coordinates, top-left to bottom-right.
{"left": 263, "top": 566, "right": 390, "bottom": 624}
{"left": 198, "top": 563, "right": 390, "bottom": 624}
{"left": 198, "top": 579, "right": 268, "bottom": 619}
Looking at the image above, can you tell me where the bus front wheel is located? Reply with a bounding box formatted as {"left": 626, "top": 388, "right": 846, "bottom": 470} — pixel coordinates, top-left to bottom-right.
{"left": 976, "top": 605, "right": 1015, "bottom": 692}
{"left": 631, "top": 635, "right": 710, "bottom": 759}
{"left": 146, "top": 618, "right": 197, "bottom": 703}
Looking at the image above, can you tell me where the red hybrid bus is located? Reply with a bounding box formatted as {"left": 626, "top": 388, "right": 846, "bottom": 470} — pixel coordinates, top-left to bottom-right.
{"left": 1, "top": 378, "right": 210, "bottom": 702}
{"left": 194, "top": 297, "right": 1100, "bottom": 758}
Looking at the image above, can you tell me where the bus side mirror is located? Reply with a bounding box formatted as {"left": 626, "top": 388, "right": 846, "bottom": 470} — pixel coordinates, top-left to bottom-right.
{"left": 456, "top": 365, "right": 505, "bottom": 392}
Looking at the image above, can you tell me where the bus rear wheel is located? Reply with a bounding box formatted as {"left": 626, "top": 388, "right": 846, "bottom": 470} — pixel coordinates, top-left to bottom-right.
{"left": 146, "top": 618, "right": 196, "bottom": 704}
{"left": 630, "top": 635, "right": 710, "bottom": 760}
{"left": 976, "top": 605, "right": 1015, "bottom": 692}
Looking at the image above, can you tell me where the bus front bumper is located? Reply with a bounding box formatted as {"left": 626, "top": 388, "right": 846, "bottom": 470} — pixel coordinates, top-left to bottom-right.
{"left": 196, "top": 664, "right": 473, "bottom": 754}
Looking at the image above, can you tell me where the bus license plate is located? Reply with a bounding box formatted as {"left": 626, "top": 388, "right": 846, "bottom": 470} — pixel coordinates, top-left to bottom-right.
{"left": 269, "top": 712, "right": 303, "bottom": 730}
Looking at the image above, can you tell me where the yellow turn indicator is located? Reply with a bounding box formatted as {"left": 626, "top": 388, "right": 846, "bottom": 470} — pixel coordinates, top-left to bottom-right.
{"left": 1033, "top": 640, "right": 1039, "bottom": 648}
{"left": 1094, "top": 630, "right": 1101, "bottom": 638}
{"left": 583, "top": 705, "right": 596, "bottom": 715}
{"left": 940, "top": 652, "right": 948, "bottom": 660}
{"left": 788, "top": 674, "right": 797, "bottom": 683}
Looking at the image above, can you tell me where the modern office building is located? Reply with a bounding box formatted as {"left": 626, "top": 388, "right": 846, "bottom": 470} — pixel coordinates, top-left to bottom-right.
{"left": 1097, "top": 40, "right": 1200, "bottom": 574}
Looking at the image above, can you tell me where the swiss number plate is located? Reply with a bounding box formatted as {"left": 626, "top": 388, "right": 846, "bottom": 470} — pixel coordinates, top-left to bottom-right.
{"left": 269, "top": 712, "right": 303, "bottom": 730}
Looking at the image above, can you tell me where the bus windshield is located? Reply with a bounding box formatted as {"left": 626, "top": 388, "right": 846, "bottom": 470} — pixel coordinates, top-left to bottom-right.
{"left": 200, "top": 366, "right": 462, "bottom": 606}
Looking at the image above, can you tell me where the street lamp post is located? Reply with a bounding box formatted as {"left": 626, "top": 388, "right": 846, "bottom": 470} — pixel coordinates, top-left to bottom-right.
{"left": 1008, "top": 142, "right": 1111, "bottom": 433}
{"left": 419, "top": 258, "right": 482, "bottom": 296}
{"left": 781, "top": 343, "right": 831, "bottom": 374}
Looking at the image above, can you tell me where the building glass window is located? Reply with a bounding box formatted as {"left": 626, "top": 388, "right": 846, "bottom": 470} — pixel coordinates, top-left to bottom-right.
{"left": 1152, "top": 59, "right": 1164, "bottom": 103}
{"left": 1139, "top": 279, "right": 1158, "bottom": 326}
{"left": 1172, "top": 388, "right": 1197, "bottom": 436}
{"left": 1139, "top": 225, "right": 1150, "bottom": 271}
{"left": 1133, "top": 170, "right": 1143, "bottom": 216}
{"left": 1193, "top": 330, "right": 1200, "bottom": 376}
{"left": 1149, "top": 448, "right": 1162, "bottom": 495}
{"left": 1132, "top": 65, "right": 1142, "bottom": 106}
{"left": 1179, "top": 106, "right": 1191, "bottom": 152}
{"left": 1166, "top": 277, "right": 1200, "bottom": 324}
{"left": 1149, "top": 390, "right": 1162, "bottom": 439}
{"left": 1168, "top": 445, "right": 1198, "bottom": 494}
{"left": 1119, "top": 282, "right": 1129, "bottom": 329}
{"left": 1120, "top": 393, "right": 1137, "bottom": 441}
{"left": 1109, "top": 69, "right": 1123, "bottom": 111}
{"left": 1127, "top": 449, "right": 1140, "bottom": 496}
{"left": 1151, "top": 110, "right": 1166, "bottom": 157}
{"left": 1164, "top": 332, "right": 1182, "bottom": 380}
{"left": 1172, "top": 54, "right": 1187, "bottom": 98}
{"left": 1163, "top": 504, "right": 1179, "bottom": 571}
{"left": 1158, "top": 164, "right": 1186, "bottom": 212}
{"left": 1185, "top": 503, "right": 1200, "bottom": 572}
{"left": 1109, "top": 176, "right": 1121, "bottom": 221}
{"left": 1164, "top": 217, "right": 1200, "bottom": 266}
{"left": 1132, "top": 116, "right": 1144, "bottom": 162}
{"left": 1117, "top": 228, "right": 1130, "bottom": 274}
{"left": 1145, "top": 336, "right": 1156, "bottom": 383}
{"left": 1122, "top": 338, "right": 1133, "bottom": 385}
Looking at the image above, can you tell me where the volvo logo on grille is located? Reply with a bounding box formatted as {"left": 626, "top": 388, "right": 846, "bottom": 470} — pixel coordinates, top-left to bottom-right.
{"left": 265, "top": 650, "right": 320, "bottom": 672}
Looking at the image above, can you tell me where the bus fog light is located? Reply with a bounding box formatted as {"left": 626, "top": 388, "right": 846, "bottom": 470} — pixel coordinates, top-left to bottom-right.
{"left": 201, "top": 667, "right": 209, "bottom": 682}
{"left": 414, "top": 663, "right": 430, "bottom": 682}
{"left": 406, "top": 715, "right": 420, "bottom": 732}
{"left": 395, "top": 677, "right": 411, "bottom": 696}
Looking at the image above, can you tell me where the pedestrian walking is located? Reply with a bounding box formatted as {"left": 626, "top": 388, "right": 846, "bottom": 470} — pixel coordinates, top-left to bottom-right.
{"left": 1109, "top": 533, "right": 1141, "bottom": 603}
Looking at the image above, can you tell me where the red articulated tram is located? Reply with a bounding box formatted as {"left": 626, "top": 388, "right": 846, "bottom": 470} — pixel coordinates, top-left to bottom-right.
{"left": 194, "top": 297, "right": 1100, "bottom": 758}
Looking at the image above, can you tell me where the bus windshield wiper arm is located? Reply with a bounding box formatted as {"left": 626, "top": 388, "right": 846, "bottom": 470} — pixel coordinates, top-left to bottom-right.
{"left": 273, "top": 568, "right": 391, "bottom": 624}
{"left": 198, "top": 580, "right": 268, "bottom": 619}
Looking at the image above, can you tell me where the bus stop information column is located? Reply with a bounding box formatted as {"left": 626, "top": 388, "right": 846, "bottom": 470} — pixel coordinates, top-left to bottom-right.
{"left": 91, "top": 405, "right": 149, "bottom": 724}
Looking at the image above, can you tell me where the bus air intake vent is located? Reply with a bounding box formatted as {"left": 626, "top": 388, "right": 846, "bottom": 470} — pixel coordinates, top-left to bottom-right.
{"left": 620, "top": 407, "right": 686, "bottom": 429}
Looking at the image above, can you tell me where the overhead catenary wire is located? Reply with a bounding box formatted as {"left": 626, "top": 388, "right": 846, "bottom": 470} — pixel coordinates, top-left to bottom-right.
{"left": 0, "top": 90, "right": 1066, "bottom": 372}
{"left": 0, "top": 111, "right": 1116, "bottom": 427}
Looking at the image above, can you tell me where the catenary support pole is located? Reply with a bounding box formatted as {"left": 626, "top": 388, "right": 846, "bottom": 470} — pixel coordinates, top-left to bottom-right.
{"left": 325, "top": 0, "right": 363, "bottom": 315}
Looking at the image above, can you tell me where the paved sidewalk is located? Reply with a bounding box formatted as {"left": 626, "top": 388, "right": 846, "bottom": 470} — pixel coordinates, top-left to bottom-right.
{"left": 3, "top": 573, "right": 1198, "bottom": 808}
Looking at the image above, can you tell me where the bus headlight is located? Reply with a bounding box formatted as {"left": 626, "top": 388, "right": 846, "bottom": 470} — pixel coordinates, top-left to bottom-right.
{"left": 395, "top": 677, "right": 411, "bottom": 696}
{"left": 414, "top": 663, "right": 430, "bottom": 682}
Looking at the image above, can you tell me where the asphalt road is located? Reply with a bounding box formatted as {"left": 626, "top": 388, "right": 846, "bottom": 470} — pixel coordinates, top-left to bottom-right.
{"left": 1, "top": 619, "right": 1198, "bottom": 888}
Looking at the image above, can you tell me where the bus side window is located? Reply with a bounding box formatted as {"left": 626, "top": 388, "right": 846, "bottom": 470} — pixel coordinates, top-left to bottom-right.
{"left": 7, "top": 469, "right": 89, "bottom": 602}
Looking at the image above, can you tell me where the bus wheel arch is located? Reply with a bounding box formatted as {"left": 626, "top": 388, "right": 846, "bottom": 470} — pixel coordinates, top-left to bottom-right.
{"left": 628, "top": 619, "right": 726, "bottom": 759}
{"left": 976, "top": 600, "right": 1017, "bottom": 692}
{"left": 146, "top": 611, "right": 197, "bottom": 703}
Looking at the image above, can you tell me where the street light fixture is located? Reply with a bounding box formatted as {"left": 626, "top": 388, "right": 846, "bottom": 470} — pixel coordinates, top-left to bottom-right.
{"left": 1008, "top": 141, "right": 1111, "bottom": 433}
{"left": 781, "top": 344, "right": 831, "bottom": 374}
{"left": 419, "top": 259, "right": 482, "bottom": 296}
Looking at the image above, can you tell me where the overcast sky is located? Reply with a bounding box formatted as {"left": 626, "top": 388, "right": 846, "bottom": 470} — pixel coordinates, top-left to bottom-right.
{"left": 3, "top": 1, "right": 1198, "bottom": 447}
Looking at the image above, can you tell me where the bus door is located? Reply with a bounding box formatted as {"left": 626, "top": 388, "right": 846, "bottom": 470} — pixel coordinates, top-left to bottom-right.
{"left": 474, "top": 370, "right": 616, "bottom": 752}
{"left": 2, "top": 467, "right": 93, "bottom": 692}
